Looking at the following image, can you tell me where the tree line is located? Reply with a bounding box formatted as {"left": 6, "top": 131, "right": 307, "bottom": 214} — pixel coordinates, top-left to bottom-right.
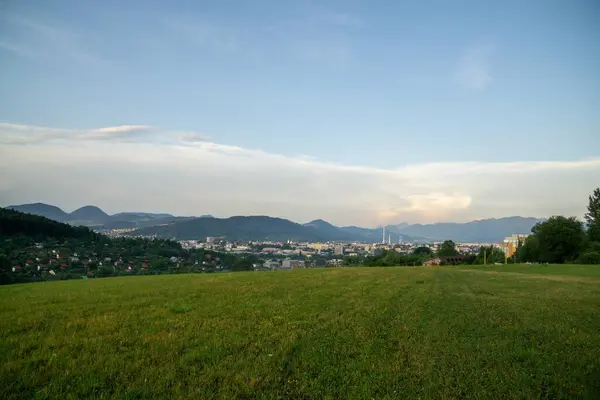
{"left": 516, "top": 188, "right": 600, "bottom": 264}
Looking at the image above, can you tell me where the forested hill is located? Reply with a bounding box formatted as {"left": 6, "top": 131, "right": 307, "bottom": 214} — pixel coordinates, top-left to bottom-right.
{"left": 135, "top": 215, "right": 327, "bottom": 241}
{"left": 0, "top": 208, "right": 99, "bottom": 240}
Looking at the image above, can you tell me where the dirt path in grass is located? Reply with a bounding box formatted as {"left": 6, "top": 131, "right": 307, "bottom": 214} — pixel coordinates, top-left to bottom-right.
{"left": 453, "top": 268, "right": 600, "bottom": 283}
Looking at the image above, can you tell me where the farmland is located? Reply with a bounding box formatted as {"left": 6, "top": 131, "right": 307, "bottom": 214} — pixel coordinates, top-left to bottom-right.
{"left": 1, "top": 265, "right": 600, "bottom": 399}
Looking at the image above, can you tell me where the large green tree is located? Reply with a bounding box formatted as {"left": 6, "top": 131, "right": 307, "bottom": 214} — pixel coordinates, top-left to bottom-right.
{"left": 531, "top": 216, "right": 585, "bottom": 263}
{"left": 578, "top": 242, "right": 600, "bottom": 265}
{"left": 516, "top": 235, "right": 540, "bottom": 262}
{"left": 437, "top": 240, "right": 459, "bottom": 257}
{"left": 585, "top": 187, "right": 600, "bottom": 243}
{"left": 413, "top": 246, "right": 432, "bottom": 256}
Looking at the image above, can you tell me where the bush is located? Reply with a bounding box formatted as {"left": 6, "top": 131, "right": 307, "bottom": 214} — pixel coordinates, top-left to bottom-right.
{"left": 578, "top": 251, "right": 600, "bottom": 265}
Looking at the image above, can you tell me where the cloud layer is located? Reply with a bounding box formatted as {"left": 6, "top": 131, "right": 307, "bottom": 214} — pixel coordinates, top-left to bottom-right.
{"left": 0, "top": 123, "right": 597, "bottom": 227}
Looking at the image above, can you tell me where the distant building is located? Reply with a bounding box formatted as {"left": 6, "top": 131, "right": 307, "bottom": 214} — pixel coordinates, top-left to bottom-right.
{"left": 334, "top": 244, "right": 344, "bottom": 256}
{"left": 263, "top": 259, "right": 280, "bottom": 270}
{"left": 502, "top": 234, "right": 529, "bottom": 257}
{"left": 206, "top": 236, "right": 215, "bottom": 243}
{"left": 423, "top": 256, "right": 467, "bottom": 266}
{"left": 281, "top": 258, "right": 304, "bottom": 269}
{"left": 253, "top": 263, "right": 271, "bottom": 271}
{"left": 423, "top": 257, "right": 441, "bottom": 266}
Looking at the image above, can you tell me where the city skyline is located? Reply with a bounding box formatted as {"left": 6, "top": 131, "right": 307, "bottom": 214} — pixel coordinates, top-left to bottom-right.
{"left": 1, "top": 1, "right": 598, "bottom": 227}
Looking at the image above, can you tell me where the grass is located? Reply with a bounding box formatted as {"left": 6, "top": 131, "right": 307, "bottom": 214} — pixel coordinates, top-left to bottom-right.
{"left": 1, "top": 265, "right": 600, "bottom": 399}
{"left": 460, "top": 262, "right": 600, "bottom": 278}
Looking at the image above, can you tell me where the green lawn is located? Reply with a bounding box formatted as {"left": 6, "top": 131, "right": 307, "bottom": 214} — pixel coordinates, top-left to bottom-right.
{"left": 1, "top": 266, "right": 600, "bottom": 399}
{"left": 460, "top": 263, "right": 600, "bottom": 279}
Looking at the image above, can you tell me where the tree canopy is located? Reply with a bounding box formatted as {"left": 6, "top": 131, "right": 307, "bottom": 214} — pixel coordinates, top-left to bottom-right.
{"left": 585, "top": 188, "right": 600, "bottom": 243}
{"left": 520, "top": 216, "right": 585, "bottom": 263}
{"left": 437, "top": 240, "right": 459, "bottom": 257}
{"left": 412, "top": 246, "right": 432, "bottom": 256}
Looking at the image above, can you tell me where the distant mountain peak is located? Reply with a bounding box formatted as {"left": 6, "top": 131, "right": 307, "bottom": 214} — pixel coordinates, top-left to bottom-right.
{"left": 305, "top": 219, "right": 335, "bottom": 227}
{"left": 71, "top": 205, "right": 107, "bottom": 213}
{"left": 7, "top": 203, "right": 70, "bottom": 221}
{"left": 70, "top": 205, "right": 109, "bottom": 223}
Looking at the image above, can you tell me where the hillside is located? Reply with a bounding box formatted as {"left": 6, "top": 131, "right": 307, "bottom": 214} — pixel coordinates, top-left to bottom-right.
{"left": 6, "top": 202, "right": 545, "bottom": 243}
{"left": 0, "top": 208, "right": 97, "bottom": 240}
{"left": 136, "top": 216, "right": 326, "bottom": 241}
{"left": 5, "top": 203, "right": 201, "bottom": 230}
{"left": 337, "top": 225, "right": 416, "bottom": 242}
{"left": 69, "top": 205, "right": 110, "bottom": 225}
{"left": 303, "top": 219, "right": 358, "bottom": 241}
{"left": 7, "top": 203, "right": 70, "bottom": 222}
{"left": 396, "top": 216, "right": 544, "bottom": 243}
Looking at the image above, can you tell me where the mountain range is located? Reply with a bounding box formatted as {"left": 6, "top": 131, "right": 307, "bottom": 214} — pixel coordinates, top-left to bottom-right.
{"left": 4, "top": 202, "right": 544, "bottom": 243}
{"left": 6, "top": 203, "right": 201, "bottom": 230}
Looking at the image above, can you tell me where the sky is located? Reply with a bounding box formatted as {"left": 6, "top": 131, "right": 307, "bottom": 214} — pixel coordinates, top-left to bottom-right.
{"left": 0, "top": 0, "right": 599, "bottom": 227}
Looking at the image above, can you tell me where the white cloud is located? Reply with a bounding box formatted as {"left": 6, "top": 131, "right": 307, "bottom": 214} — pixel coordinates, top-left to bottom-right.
{"left": 456, "top": 45, "right": 494, "bottom": 90}
{"left": 0, "top": 123, "right": 598, "bottom": 227}
{"left": 0, "top": 123, "right": 208, "bottom": 145}
{"left": 177, "top": 131, "right": 211, "bottom": 143}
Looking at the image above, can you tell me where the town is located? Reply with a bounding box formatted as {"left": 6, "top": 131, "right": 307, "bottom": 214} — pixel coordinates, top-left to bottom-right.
{"left": 1, "top": 205, "right": 543, "bottom": 285}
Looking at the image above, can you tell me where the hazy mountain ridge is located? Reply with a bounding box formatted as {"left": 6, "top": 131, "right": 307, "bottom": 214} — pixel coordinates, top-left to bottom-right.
{"left": 6, "top": 202, "right": 544, "bottom": 243}
{"left": 69, "top": 206, "right": 110, "bottom": 225}
{"left": 7, "top": 203, "right": 71, "bottom": 222}
{"left": 395, "top": 217, "right": 546, "bottom": 243}
{"left": 6, "top": 203, "right": 198, "bottom": 229}
{"left": 138, "top": 216, "right": 326, "bottom": 242}
{"left": 337, "top": 225, "right": 416, "bottom": 242}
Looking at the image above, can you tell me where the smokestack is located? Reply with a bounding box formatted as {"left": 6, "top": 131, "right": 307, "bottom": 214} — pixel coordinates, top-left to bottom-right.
{"left": 382, "top": 226, "right": 385, "bottom": 244}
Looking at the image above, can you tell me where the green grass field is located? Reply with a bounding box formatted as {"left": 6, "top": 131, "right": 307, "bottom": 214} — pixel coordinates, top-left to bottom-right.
{"left": 1, "top": 265, "right": 600, "bottom": 399}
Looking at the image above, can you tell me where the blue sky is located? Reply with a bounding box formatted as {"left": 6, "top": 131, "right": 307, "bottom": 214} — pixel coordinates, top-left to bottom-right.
{"left": 0, "top": 1, "right": 599, "bottom": 225}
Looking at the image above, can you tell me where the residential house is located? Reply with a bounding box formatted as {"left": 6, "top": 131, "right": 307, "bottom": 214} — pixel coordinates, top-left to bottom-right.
{"left": 253, "top": 263, "right": 271, "bottom": 271}
{"left": 423, "top": 257, "right": 442, "bottom": 266}
{"left": 263, "top": 259, "right": 280, "bottom": 270}
{"left": 281, "top": 259, "right": 304, "bottom": 269}
{"left": 423, "top": 256, "right": 467, "bottom": 266}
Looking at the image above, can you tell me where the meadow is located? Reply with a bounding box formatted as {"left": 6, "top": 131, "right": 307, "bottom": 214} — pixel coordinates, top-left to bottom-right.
{"left": 1, "top": 265, "right": 600, "bottom": 399}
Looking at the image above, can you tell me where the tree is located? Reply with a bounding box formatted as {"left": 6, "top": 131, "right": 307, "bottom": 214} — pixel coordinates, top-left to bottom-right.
{"left": 0, "top": 254, "right": 12, "bottom": 285}
{"left": 474, "top": 246, "right": 504, "bottom": 264}
{"left": 578, "top": 242, "right": 600, "bottom": 264}
{"left": 413, "top": 246, "right": 432, "bottom": 256}
{"left": 585, "top": 188, "right": 600, "bottom": 243}
{"left": 516, "top": 235, "right": 540, "bottom": 262}
{"left": 531, "top": 216, "right": 585, "bottom": 263}
{"left": 438, "top": 240, "right": 459, "bottom": 257}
